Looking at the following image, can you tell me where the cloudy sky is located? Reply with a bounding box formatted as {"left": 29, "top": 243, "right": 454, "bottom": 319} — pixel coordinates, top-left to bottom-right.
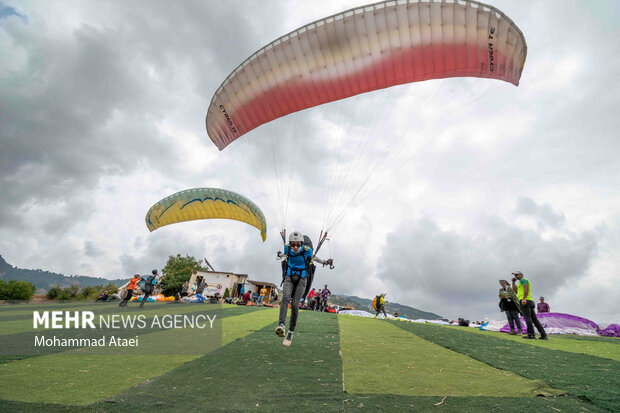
{"left": 1, "top": 0, "right": 619, "bottom": 323}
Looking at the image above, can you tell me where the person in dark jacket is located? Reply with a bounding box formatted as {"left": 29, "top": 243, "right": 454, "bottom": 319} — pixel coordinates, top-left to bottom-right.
{"left": 499, "top": 279, "right": 522, "bottom": 335}
{"left": 140, "top": 269, "right": 161, "bottom": 309}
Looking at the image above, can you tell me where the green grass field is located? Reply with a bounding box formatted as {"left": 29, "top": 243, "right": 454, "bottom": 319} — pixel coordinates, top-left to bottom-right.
{"left": 0, "top": 304, "right": 618, "bottom": 412}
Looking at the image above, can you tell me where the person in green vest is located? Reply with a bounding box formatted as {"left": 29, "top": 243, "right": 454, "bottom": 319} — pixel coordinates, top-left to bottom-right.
{"left": 511, "top": 271, "right": 548, "bottom": 340}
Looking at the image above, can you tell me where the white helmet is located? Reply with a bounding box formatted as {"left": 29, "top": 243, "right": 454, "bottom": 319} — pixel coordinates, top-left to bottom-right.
{"left": 289, "top": 231, "right": 304, "bottom": 244}
{"left": 381, "top": 292, "right": 387, "bottom": 297}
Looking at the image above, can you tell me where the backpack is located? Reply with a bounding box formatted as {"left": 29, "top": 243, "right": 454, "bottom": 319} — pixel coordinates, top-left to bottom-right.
{"left": 141, "top": 275, "right": 156, "bottom": 293}
{"left": 372, "top": 296, "right": 380, "bottom": 311}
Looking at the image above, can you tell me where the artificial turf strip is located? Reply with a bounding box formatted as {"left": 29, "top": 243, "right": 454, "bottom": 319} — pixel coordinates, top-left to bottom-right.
{"left": 338, "top": 315, "right": 562, "bottom": 397}
{"left": 437, "top": 324, "right": 620, "bottom": 362}
{"left": 0, "top": 307, "right": 273, "bottom": 405}
{"left": 0, "top": 310, "right": 611, "bottom": 412}
{"left": 91, "top": 310, "right": 345, "bottom": 412}
{"left": 562, "top": 334, "right": 620, "bottom": 345}
{"left": 392, "top": 321, "right": 620, "bottom": 412}
{"left": 339, "top": 394, "right": 610, "bottom": 412}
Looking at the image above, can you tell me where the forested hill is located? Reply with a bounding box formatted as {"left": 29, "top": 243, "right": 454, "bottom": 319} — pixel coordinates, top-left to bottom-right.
{"left": 0, "top": 255, "right": 128, "bottom": 292}
{"left": 329, "top": 294, "right": 442, "bottom": 320}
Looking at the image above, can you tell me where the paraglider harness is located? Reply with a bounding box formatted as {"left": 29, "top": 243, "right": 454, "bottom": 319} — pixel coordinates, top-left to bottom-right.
{"left": 139, "top": 275, "right": 157, "bottom": 293}
{"left": 279, "top": 230, "right": 329, "bottom": 300}
{"left": 280, "top": 245, "right": 314, "bottom": 299}
{"left": 372, "top": 295, "right": 383, "bottom": 311}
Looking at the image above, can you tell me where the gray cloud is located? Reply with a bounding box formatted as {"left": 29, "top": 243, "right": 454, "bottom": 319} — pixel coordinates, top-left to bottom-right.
{"left": 84, "top": 241, "right": 103, "bottom": 258}
{"left": 376, "top": 212, "right": 601, "bottom": 321}
{"left": 0, "top": 0, "right": 271, "bottom": 234}
{"left": 514, "top": 196, "right": 565, "bottom": 229}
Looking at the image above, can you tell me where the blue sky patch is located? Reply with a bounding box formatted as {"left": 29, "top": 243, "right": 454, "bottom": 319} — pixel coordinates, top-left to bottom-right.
{"left": 0, "top": 3, "right": 28, "bottom": 24}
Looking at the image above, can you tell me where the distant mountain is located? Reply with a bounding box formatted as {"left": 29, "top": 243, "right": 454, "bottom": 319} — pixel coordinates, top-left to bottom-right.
{"left": 329, "top": 294, "right": 442, "bottom": 320}
{"left": 327, "top": 295, "right": 361, "bottom": 310}
{"left": 0, "top": 255, "right": 128, "bottom": 292}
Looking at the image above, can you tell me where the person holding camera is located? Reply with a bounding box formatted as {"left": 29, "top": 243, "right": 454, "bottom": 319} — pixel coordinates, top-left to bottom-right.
{"left": 511, "top": 272, "right": 548, "bottom": 340}
{"left": 499, "top": 279, "right": 522, "bottom": 335}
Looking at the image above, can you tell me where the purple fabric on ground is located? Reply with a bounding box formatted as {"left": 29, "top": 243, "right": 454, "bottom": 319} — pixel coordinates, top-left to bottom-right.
{"left": 499, "top": 312, "right": 602, "bottom": 336}
{"left": 599, "top": 324, "right": 620, "bottom": 337}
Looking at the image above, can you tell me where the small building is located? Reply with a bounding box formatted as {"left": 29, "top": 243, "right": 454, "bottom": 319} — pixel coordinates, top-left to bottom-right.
{"left": 189, "top": 271, "right": 248, "bottom": 297}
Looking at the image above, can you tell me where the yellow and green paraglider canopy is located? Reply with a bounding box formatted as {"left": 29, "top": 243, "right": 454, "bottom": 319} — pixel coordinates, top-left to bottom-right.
{"left": 145, "top": 188, "right": 267, "bottom": 241}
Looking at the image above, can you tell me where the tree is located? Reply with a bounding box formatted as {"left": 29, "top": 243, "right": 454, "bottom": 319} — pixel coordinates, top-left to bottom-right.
{"left": 160, "top": 254, "right": 207, "bottom": 296}
{"left": 80, "top": 282, "right": 119, "bottom": 300}
{"left": 0, "top": 279, "right": 7, "bottom": 298}
{"left": 47, "top": 285, "right": 61, "bottom": 299}
{"left": 0, "top": 280, "right": 36, "bottom": 301}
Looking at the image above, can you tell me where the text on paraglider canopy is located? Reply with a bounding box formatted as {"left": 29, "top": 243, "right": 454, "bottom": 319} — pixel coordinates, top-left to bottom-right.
{"left": 32, "top": 311, "right": 217, "bottom": 329}
{"left": 219, "top": 105, "right": 238, "bottom": 134}
{"left": 488, "top": 27, "right": 496, "bottom": 71}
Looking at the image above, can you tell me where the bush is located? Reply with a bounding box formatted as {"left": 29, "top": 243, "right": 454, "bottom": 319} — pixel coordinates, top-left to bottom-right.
{"left": 66, "top": 284, "right": 80, "bottom": 299}
{"left": 56, "top": 288, "right": 71, "bottom": 301}
{"left": 79, "top": 285, "right": 99, "bottom": 299}
{"left": 46, "top": 282, "right": 122, "bottom": 301}
{"left": 47, "top": 285, "right": 61, "bottom": 299}
{"left": 0, "top": 280, "right": 36, "bottom": 301}
{"left": 224, "top": 287, "right": 230, "bottom": 298}
{"left": 0, "top": 279, "right": 7, "bottom": 298}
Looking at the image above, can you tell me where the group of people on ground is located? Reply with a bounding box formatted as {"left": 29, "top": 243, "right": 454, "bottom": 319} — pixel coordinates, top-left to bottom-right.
{"left": 237, "top": 287, "right": 278, "bottom": 306}
{"left": 304, "top": 285, "right": 331, "bottom": 311}
{"left": 499, "top": 271, "right": 548, "bottom": 340}
{"left": 180, "top": 278, "right": 207, "bottom": 297}
{"left": 118, "top": 270, "right": 163, "bottom": 309}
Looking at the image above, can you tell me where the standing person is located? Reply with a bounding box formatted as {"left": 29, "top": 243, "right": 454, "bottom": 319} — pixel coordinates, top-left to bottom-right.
{"left": 181, "top": 281, "right": 189, "bottom": 297}
{"left": 259, "top": 286, "right": 268, "bottom": 306}
{"left": 119, "top": 274, "right": 141, "bottom": 307}
{"left": 270, "top": 287, "right": 278, "bottom": 304}
{"left": 537, "top": 297, "right": 550, "bottom": 313}
{"left": 307, "top": 288, "right": 317, "bottom": 310}
{"left": 373, "top": 293, "right": 387, "bottom": 319}
{"left": 139, "top": 269, "right": 159, "bottom": 309}
{"left": 198, "top": 279, "right": 207, "bottom": 295}
{"left": 314, "top": 290, "right": 322, "bottom": 311}
{"left": 499, "top": 279, "right": 523, "bottom": 335}
{"left": 512, "top": 272, "right": 548, "bottom": 340}
{"left": 276, "top": 231, "right": 332, "bottom": 346}
{"left": 320, "top": 285, "right": 331, "bottom": 312}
